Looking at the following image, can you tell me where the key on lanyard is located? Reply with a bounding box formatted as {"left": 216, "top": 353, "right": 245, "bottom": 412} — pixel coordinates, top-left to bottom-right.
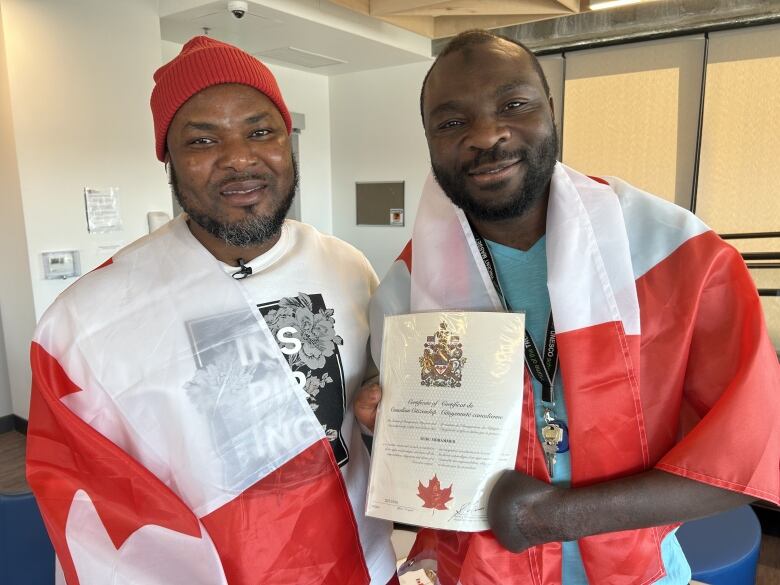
{"left": 541, "top": 422, "right": 564, "bottom": 478}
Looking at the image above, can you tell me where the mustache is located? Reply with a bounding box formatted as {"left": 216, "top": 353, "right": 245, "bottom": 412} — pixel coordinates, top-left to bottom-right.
{"left": 464, "top": 146, "right": 527, "bottom": 173}
{"left": 213, "top": 172, "right": 274, "bottom": 189}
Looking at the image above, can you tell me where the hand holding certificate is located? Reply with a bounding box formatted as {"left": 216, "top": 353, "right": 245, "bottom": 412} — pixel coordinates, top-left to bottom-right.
{"left": 366, "top": 311, "right": 525, "bottom": 531}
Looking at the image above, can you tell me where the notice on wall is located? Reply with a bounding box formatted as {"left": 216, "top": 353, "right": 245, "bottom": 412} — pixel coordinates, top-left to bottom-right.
{"left": 84, "top": 187, "right": 122, "bottom": 233}
{"left": 389, "top": 208, "right": 405, "bottom": 226}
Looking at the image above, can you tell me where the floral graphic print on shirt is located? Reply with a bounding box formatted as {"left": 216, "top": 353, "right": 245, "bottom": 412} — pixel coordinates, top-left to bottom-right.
{"left": 259, "top": 293, "right": 349, "bottom": 466}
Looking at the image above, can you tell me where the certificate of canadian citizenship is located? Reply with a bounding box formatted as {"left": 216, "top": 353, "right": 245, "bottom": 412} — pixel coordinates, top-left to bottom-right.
{"left": 366, "top": 311, "right": 525, "bottom": 531}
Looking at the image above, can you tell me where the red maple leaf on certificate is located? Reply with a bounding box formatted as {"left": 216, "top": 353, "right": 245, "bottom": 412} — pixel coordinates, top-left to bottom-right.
{"left": 417, "top": 474, "right": 453, "bottom": 510}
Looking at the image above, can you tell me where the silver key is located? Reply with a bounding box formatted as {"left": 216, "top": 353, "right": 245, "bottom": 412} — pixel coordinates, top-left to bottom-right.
{"left": 541, "top": 423, "right": 563, "bottom": 478}
{"left": 542, "top": 440, "right": 557, "bottom": 477}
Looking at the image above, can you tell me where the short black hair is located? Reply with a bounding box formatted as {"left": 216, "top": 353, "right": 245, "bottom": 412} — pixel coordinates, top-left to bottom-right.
{"left": 420, "top": 29, "right": 551, "bottom": 124}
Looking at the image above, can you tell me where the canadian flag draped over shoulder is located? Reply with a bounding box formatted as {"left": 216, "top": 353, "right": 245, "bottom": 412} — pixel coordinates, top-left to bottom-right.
{"left": 27, "top": 218, "right": 370, "bottom": 585}
{"left": 369, "top": 163, "right": 780, "bottom": 585}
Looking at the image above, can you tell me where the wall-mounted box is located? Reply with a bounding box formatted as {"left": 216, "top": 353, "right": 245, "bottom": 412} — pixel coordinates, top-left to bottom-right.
{"left": 356, "top": 182, "right": 404, "bottom": 226}
{"left": 42, "top": 250, "right": 81, "bottom": 280}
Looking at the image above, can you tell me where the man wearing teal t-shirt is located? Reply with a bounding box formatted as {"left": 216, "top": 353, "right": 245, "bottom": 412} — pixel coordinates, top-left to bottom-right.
{"left": 485, "top": 236, "right": 690, "bottom": 584}
{"left": 356, "top": 28, "right": 779, "bottom": 585}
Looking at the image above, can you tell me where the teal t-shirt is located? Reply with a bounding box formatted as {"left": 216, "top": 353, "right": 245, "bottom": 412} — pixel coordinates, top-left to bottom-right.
{"left": 485, "top": 236, "right": 691, "bottom": 584}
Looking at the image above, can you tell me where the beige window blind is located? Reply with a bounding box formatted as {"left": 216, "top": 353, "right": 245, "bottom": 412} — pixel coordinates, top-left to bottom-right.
{"left": 561, "top": 37, "right": 705, "bottom": 208}
{"left": 695, "top": 24, "right": 780, "bottom": 348}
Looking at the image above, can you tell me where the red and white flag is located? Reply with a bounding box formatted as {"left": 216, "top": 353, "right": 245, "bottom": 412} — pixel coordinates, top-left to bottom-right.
{"left": 28, "top": 220, "right": 372, "bottom": 584}
{"left": 370, "top": 163, "right": 780, "bottom": 585}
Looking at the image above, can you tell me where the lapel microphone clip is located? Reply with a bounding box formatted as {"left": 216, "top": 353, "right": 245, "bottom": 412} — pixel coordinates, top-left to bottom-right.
{"left": 232, "top": 258, "right": 253, "bottom": 280}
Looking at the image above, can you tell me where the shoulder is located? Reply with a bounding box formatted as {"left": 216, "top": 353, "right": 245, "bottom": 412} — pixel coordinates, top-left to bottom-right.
{"left": 598, "top": 175, "right": 716, "bottom": 279}
{"left": 605, "top": 176, "right": 704, "bottom": 234}
{"left": 36, "top": 221, "right": 181, "bottom": 339}
{"left": 65, "top": 221, "right": 176, "bottom": 295}
{"left": 285, "top": 220, "right": 377, "bottom": 280}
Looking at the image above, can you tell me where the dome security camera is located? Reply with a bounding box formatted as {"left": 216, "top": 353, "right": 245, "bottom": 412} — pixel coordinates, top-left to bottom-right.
{"left": 228, "top": 1, "right": 248, "bottom": 19}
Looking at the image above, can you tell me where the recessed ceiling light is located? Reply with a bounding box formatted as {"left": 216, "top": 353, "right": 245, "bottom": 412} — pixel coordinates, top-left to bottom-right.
{"left": 590, "top": 0, "right": 642, "bottom": 10}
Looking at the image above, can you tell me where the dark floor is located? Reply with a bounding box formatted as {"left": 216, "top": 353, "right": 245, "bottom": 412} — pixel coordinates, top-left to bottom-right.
{"left": 0, "top": 430, "right": 29, "bottom": 492}
{"left": 759, "top": 535, "right": 780, "bottom": 585}
{"left": 2, "top": 430, "right": 779, "bottom": 583}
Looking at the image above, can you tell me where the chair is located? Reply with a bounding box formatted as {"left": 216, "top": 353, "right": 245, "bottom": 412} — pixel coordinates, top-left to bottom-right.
{"left": 676, "top": 505, "right": 762, "bottom": 585}
{"left": 0, "top": 492, "right": 55, "bottom": 585}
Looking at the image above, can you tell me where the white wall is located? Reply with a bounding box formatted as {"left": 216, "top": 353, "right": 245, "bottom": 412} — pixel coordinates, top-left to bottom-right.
{"left": 268, "top": 64, "right": 333, "bottom": 234}
{"left": 162, "top": 41, "right": 334, "bottom": 235}
{"left": 1, "top": 0, "right": 170, "bottom": 418}
{"left": 0, "top": 0, "right": 30, "bottom": 418}
{"left": 329, "top": 60, "right": 432, "bottom": 278}
{"left": 0, "top": 314, "right": 13, "bottom": 417}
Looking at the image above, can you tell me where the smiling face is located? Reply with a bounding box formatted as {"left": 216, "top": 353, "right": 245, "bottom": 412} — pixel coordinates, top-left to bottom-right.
{"left": 422, "top": 39, "right": 558, "bottom": 222}
{"left": 166, "top": 83, "right": 296, "bottom": 250}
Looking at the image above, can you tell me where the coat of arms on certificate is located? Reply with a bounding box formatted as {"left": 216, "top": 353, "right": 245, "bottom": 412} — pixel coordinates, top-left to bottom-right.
{"left": 420, "top": 322, "right": 467, "bottom": 387}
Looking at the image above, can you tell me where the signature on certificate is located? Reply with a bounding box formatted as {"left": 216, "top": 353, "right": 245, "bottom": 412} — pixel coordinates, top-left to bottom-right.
{"left": 449, "top": 501, "right": 486, "bottom": 522}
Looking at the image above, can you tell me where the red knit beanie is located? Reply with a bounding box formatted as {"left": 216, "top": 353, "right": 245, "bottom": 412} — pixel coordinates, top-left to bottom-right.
{"left": 150, "top": 36, "right": 292, "bottom": 162}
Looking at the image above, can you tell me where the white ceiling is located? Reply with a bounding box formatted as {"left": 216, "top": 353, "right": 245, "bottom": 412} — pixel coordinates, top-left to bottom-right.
{"left": 159, "top": 0, "right": 434, "bottom": 75}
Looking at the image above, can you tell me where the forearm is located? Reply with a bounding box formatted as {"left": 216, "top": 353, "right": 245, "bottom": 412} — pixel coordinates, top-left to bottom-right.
{"left": 561, "top": 469, "right": 754, "bottom": 539}
{"left": 488, "top": 468, "right": 756, "bottom": 552}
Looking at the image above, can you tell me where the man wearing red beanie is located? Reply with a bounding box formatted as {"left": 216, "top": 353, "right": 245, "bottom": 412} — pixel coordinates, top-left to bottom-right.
{"left": 27, "top": 36, "right": 398, "bottom": 585}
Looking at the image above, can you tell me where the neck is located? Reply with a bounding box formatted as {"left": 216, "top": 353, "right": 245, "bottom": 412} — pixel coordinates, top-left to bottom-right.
{"left": 186, "top": 218, "right": 281, "bottom": 266}
{"left": 469, "top": 191, "right": 549, "bottom": 251}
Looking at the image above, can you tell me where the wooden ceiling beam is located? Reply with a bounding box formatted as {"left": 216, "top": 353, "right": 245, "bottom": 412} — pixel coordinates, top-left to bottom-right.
{"left": 378, "top": 0, "right": 578, "bottom": 17}
{"left": 330, "top": 0, "right": 371, "bottom": 16}
{"left": 433, "top": 14, "right": 566, "bottom": 38}
{"left": 328, "top": 0, "right": 584, "bottom": 38}
{"left": 554, "top": 0, "right": 582, "bottom": 11}
{"left": 378, "top": 14, "right": 436, "bottom": 37}
{"left": 369, "top": 0, "right": 449, "bottom": 17}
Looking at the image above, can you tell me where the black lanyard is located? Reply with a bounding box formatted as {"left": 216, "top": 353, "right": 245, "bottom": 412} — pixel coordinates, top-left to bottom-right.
{"left": 473, "top": 231, "right": 559, "bottom": 406}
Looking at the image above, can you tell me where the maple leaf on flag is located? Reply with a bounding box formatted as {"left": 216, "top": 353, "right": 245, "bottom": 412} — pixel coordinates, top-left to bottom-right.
{"left": 417, "top": 474, "right": 453, "bottom": 510}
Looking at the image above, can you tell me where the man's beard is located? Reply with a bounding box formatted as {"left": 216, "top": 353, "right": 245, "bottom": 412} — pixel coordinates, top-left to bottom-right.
{"left": 432, "top": 129, "right": 558, "bottom": 222}
{"left": 169, "top": 154, "right": 299, "bottom": 248}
